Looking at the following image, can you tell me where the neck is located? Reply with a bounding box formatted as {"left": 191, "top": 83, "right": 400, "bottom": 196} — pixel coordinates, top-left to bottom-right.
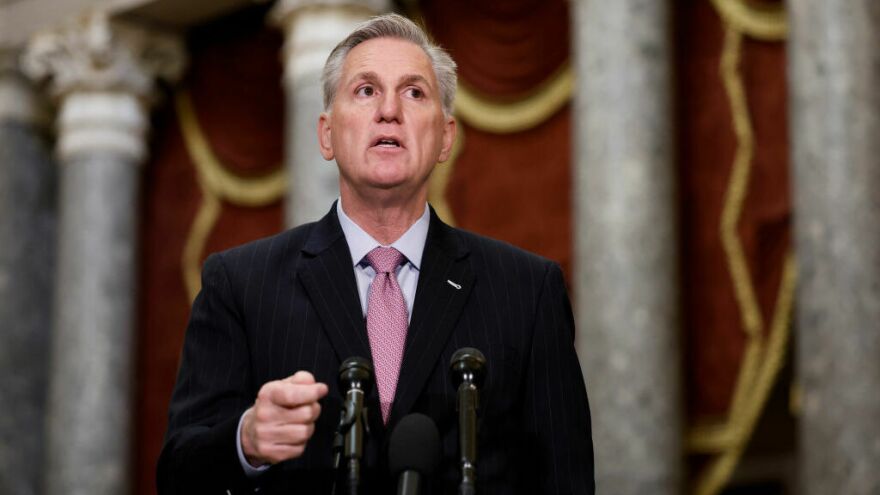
{"left": 340, "top": 187, "right": 427, "bottom": 245}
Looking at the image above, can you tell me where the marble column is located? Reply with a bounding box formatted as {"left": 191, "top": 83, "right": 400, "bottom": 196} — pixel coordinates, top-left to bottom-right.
{"left": 572, "top": 1, "right": 682, "bottom": 494}
{"left": 270, "top": 0, "right": 388, "bottom": 227}
{"left": 0, "top": 48, "right": 55, "bottom": 495}
{"left": 788, "top": 1, "right": 880, "bottom": 493}
{"left": 22, "top": 13, "right": 184, "bottom": 495}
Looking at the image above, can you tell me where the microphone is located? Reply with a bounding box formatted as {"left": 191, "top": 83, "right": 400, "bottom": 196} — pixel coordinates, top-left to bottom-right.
{"left": 449, "top": 347, "right": 486, "bottom": 495}
{"left": 389, "top": 413, "right": 441, "bottom": 495}
{"left": 333, "top": 357, "right": 373, "bottom": 495}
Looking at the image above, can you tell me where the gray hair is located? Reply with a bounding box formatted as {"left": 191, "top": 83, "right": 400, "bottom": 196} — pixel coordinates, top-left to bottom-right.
{"left": 321, "top": 13, "right": 457, "bottom": 116}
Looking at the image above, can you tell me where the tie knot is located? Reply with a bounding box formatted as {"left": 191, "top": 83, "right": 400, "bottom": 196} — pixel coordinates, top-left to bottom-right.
{"left": 365, "top": 247, "right": 404, "bottom": 273}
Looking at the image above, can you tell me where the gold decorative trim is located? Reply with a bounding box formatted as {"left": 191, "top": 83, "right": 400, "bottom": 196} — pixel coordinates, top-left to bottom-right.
{"left": 454, "top": 64, "right": 573, "bottom": 134}
{"left": 176, "top": 92, "right": 287, "bottom": 206}
{"left": 687, "top": 8, "right": 795, "bottom": 495}
{"left": 181, "top": 190, "right": 221, "bottom": 301}
{"left": 718, "top": 26, "right": 764, "bottom": 421}
{"left": 427, "top": 124, "right": 465, "bottom": 226}
{"left": 693, "top": 255, "right": 796, "bottom": 495}
{"left": 710, "top": 0, "right": 787, "bottom": 41}
{"left": 176, "top": 90, "right": 287, "bottom": 301}
{"left": 441, "top": 64, "right": 572, "bottom": 219}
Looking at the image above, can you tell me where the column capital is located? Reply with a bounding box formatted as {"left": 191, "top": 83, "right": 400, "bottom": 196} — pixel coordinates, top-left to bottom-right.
{"left": 21, "top": 10, "right": 185, "bottom": 101}
{"left": 270, "top": 0, "right": 389, "bottom": 87}
{"left": 270, "top": 0, "right": 388, "bottom": 27}
{"left": 0, "top": 47, "right": 51, "bottom": 126}
{"left": 20, "top": 11, "right": 186, "bottom": 163}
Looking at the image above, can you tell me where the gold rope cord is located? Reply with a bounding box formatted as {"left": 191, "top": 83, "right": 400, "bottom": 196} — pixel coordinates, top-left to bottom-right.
{"left": 688, "top": 3, "right": 796, "bottom": 494}
{"left": 454, "top": 63, "right": 573, "bottom": 134}
{"left": 176, "top": 90, "right": 287, "bottom": 301}
{"left": 711, "top": 0, "right": 787, "bottom": 41}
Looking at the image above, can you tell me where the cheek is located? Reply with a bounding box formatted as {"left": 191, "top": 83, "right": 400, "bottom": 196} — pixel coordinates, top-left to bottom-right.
{"left": 331, "top": 125, "right": 360, "bottom": 157}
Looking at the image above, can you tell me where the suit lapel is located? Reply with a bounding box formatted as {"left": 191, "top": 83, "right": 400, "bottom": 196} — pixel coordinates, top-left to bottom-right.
{"left": 389, "top": 210, "right": 473, "bottom": 425}
{"left": 296, "top": 205, "right": 372, "bottom": 365}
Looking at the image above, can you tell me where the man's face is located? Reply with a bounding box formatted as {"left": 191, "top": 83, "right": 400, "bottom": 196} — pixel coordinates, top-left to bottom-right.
{"left": 318, "top": 37, "right": 456, "bottom": 201}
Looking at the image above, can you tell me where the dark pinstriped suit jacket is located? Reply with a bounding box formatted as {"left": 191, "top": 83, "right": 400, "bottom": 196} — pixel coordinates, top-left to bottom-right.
{"left": 158, "top": 204, "right": 594, "bottom": 494}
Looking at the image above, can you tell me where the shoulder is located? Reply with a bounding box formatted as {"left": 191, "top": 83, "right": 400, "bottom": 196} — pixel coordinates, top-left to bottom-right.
{"left": 449, "top": 226, "right": 561, "bottom": 284}
{"left": 204, "top": 222, "right": 315, "bottom": 279}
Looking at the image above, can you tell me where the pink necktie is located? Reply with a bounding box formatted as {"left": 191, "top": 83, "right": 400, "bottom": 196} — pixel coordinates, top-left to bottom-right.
{"left": 365, "top": 247, "right": 408, "bottom": 423}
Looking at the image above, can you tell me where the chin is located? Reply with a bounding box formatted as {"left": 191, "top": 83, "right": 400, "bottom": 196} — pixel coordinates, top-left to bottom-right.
{"left": 363, "top": 167, "right": 410, "bottom": 188}
{"left": 365, "top": 177, "right": 409, "bottom": 191}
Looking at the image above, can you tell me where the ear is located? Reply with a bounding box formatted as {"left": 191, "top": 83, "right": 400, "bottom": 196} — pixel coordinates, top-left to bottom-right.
{"left": 437, "top": 116, "right": 457, "bottom": 163}
{"left": 317, "top": 112, "right": 335, "bottom": 160}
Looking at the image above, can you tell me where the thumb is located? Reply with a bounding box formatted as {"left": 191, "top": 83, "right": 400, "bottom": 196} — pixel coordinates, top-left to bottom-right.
{"left": 284, "top": 371, "right": 329, "bottom": 400}
{"left": 285, "top": 370, "right": 316, "bottom": 385}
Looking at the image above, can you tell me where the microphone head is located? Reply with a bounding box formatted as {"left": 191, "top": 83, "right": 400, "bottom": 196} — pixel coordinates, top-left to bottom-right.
{"left": 338, "top": 356, "right": 373, "bottom": 394}
{"left": 449, "top": 347, "right": 486, "bottom": 388}
{"left": 388, "top": 413, "right": 441, "bottom": 476}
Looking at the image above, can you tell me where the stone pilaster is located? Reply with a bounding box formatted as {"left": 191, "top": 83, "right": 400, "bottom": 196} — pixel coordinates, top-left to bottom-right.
{"left": 572, "top": 1, "right": 682, "bottom": 494}
{"left": 0, "top": 47, "right": 55, "bottom": 495}
{"left": 270, "top": 0, "right": 388, "bottom": 227}
{"left": 788, "top": 1, "right": 880, "bottom": 493}
{"left": 22, "top": 12, "right": 184, "bottom": 495}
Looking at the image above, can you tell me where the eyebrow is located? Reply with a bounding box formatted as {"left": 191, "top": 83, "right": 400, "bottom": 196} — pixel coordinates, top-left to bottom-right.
{"left": 347, "top": 71, "right": 434, "bottom": 91}
{"left": 348, "top": 71, "right": 380, "bottom": 87}
{"left": 398, "top": 74, "right": 432, "bottom": 90}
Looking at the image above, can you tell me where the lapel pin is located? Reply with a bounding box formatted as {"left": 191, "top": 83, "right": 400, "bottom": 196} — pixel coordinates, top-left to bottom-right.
{"left": 447, "top": 279, "right": 462, "bottom": 290}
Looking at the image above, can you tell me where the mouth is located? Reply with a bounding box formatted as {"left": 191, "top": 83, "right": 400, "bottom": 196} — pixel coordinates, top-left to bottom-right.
{"left": 371, "top": 136, "right": 403, "bottom": 149}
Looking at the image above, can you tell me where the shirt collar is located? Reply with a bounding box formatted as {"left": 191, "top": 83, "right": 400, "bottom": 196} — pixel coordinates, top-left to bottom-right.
{"left": 336, "top": 198, "right": 429, "bottom": 270}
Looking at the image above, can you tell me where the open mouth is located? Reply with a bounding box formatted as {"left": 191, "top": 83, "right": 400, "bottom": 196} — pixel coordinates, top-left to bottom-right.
{"left": 373, "top": 137, "right": 402, "bottom": 148}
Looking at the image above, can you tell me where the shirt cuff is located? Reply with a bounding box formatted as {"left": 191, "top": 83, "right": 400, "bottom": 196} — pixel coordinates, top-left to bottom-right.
{"left": 236, "top": 410, "right": 270, "bottom": 478}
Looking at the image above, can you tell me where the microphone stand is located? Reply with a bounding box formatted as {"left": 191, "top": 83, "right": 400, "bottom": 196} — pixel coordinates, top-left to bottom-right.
{"left": 450, "top": 348, "right": 486, "bottom": 495}
{"left": 331, "top": 357, "right": 373, "bottom": 495}
{"left": 457, "top": 381, "right": 478, "bottom": 495}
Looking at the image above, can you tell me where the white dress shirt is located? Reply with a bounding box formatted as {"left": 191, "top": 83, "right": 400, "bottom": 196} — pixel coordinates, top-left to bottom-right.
{"left": 237, "top": 200, "right": 430, "bottom": 476}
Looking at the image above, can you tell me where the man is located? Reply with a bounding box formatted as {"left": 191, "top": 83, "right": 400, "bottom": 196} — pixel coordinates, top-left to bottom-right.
{"left": 158, "top": 13, "right": 593, "bottom": 494}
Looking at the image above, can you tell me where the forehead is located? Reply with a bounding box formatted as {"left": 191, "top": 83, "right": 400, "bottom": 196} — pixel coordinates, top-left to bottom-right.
{"left": 341, "top": 37, "right": 436, "bottom": 85}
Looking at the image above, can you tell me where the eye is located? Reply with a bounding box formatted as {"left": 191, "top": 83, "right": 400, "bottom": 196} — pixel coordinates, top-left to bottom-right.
{"left": 405, "top": 87, "right": 424, "bottom": 99}
{"left": 356, "top": 85, "right": 375, "bottom": 97}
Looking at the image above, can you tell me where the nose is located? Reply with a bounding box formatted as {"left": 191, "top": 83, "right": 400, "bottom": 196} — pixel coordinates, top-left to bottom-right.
{"left": 376, "top": 91, "right": 402, "bottom": 123}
